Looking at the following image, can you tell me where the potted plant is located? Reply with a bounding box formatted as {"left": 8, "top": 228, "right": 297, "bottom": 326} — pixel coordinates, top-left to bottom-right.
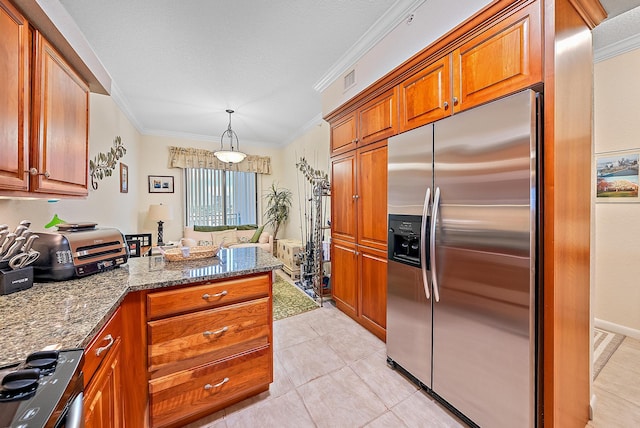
{"left": 264, "top": 183, "right": 292, "bottom": 247}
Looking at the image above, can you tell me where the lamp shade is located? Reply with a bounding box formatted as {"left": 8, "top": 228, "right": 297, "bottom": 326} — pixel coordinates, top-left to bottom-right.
{"left": 148, "top": 204, "right": 173, "bottom": 222}
{"left": 214, "top": 150, "right": 247, "bottom": 163}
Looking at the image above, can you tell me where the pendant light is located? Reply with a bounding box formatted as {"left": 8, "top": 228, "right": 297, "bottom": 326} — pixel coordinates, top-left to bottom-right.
{"left": 214, "top": 109, "right": 247, "bottom": 164}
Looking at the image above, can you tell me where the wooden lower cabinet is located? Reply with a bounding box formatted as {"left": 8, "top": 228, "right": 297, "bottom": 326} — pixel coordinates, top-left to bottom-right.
{"left": 146, "top": 272, "right": 273, "bottom": 428}
{"left": 358, "top": 247, "right": 387, "bottom": 340}
{"left": 150, "top": 346, "right": 271, "bottom": 428}
{"left": 331, "top": 239, "right": 358, "bottom": 318}
{"left": 331, "top": 239, "right": 387, "bottom": 341}
{"left": 84, "top": 308, "right": 123, "bottom": 427}
{"left": 84, "top": 337, "right": 123, "bottom": 428}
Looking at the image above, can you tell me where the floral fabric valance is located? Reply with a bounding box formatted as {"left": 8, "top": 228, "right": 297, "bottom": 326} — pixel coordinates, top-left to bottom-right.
{"left": 168, "top": 146, "right": 271, "bottom": 174}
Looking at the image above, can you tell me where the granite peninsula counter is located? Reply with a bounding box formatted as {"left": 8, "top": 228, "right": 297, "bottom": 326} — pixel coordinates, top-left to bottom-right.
{"left": 0, "top": 247, "right": 282, "bottom": 366}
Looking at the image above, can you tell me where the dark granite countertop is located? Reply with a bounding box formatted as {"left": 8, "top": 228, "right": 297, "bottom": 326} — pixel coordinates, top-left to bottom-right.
{"left": 0, "top": 247, "right": 282, "bottom": 366}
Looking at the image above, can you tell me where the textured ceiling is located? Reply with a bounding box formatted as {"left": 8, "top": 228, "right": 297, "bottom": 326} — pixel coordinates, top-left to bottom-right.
{"left": 57, "top": 0, "right": 640, "bottom": 148}
{"left": 58, "top": 0, "right": 399, "bottom": 147}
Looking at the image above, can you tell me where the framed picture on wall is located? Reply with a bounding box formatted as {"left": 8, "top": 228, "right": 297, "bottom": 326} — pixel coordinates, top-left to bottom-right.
{"left": 596, "top": 149, "right": 640, "bottom": 202}
{"left": 148, "top": 175, "right": 174, "bottom": 193}
{"left": 120, "top": 163, "right": 129, "bottom": 193}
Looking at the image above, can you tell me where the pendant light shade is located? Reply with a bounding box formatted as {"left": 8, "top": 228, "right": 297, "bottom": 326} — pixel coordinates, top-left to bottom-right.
{"left": 214, "top": 109, "right": 247, "bottom": 164}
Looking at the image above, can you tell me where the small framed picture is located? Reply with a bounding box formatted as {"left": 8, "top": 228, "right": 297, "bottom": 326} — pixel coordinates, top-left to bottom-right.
{"left": 596, "top": 149, "right": 640, "bottom": 202}
{"left": 148, "top": 175, "right": 174, "bottom": 193}
{"left": 120, "top": 163, "right": 128, "bottom": 193}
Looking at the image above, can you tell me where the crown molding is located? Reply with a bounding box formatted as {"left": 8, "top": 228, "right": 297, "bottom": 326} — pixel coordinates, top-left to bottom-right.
{"left": 594, "top": 32, "right": 640, "bottom": 63}
{"left": 109, "top": 82, "right": 145, "bottom": 133}
{"left": 313, "top": 0, "right": 426, "bottom": 92}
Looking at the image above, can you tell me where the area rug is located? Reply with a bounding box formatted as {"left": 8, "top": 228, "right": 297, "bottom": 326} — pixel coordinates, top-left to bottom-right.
{"left": 594, "top": 327, "right": 625, "bottom": 380}
{"left": 273, "top": 273, "right": 319, "bottom": 321}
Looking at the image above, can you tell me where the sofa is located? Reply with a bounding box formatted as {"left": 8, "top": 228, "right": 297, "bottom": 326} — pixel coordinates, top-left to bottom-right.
{"left": 181, "top": 224, "right": 273, "bottom": 254}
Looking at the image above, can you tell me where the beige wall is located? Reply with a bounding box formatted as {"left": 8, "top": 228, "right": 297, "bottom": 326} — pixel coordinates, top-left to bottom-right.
{"left": 0, "top": 94, "right": 141, "bottom": 235}
{"left": 136, "top": 135, "right": 285, "bottom": 244}
{"left": 276, "top": 120, "right": 331, "bottom": 243}
{"left": 321, "top": 0, "right": 491, "bottom": 114}
{"left": 594, "top": 48, "right": 640, "bottom": 337}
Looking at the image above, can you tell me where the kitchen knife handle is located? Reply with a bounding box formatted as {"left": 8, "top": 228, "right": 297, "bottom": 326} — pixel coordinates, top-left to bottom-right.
{"left": 430, "top": 187, "right": 441, "bottom": 303}
{"left": 420, "top": 187, "right": 431, "bottom": 300}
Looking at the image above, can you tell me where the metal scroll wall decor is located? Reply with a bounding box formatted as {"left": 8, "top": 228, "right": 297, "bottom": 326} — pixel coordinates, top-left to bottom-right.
{"left": 89, "top": 136, "right": 127, "bottom": 190}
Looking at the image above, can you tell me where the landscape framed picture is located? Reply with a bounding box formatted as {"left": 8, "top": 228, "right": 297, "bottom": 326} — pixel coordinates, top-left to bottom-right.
{"left": 148, "top": 175, "right": 174, "bottom": 193}
{"left": 596, "top": 149, "right": 640, "bottom": 202}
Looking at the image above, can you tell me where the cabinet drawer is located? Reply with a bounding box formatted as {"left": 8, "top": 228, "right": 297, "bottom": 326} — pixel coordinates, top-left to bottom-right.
{"left": 148, "top": 298, "right": 270, "bottom": 372}
{"left": 83, "top": 307, "right": 122, "bottom": 387}
{"left": 150, "top": 346, "right": 271, "bottom": 428}
{"left": 147, "top": 273, "right": 270, "bottom": 319}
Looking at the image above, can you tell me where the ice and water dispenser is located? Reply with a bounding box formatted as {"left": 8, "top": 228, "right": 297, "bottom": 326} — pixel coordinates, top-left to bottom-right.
{"left": 387, "top": 214, "right": 427, "bottom": 269}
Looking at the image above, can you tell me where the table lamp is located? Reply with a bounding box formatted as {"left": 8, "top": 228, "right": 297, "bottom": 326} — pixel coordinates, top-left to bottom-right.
{"left": 148, "top": 204, "right": 173, "bottom": 246}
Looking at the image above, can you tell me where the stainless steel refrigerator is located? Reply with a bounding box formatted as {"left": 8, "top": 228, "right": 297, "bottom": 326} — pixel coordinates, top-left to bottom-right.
{"left": 386, "top": 89, "right": 539, "bottom": 428}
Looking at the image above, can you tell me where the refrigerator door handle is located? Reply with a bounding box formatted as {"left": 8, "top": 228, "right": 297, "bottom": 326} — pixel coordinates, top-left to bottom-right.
{"left": 420, "top": 187, "right": 431, "bottom": 300}
{"left": 430, "top": 186, "right": 441, "bottom": 302}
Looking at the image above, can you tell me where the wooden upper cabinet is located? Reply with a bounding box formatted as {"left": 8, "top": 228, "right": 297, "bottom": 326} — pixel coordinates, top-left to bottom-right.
{"left": 330, "top": 112, "right": 357, "bottom": 156}
{"left": 452, "top": 1, "right": 542, "bottom": 112}
{"left": 358, "top": 88, "right": 397, "bottom": 146}
{"left": 32, "top": 33, "right": 89, "bottom": 196}
{"left": 0, "top": 0, "right": 29, "bottom": 191}
{"left": 356, "top": 140, "right": 388, "bottom": 251}
{"left": 331, "top": 151, "right": 357, "bottom": 243}
{"left": 400, "top": 56, "right": 452, "bottom": 132}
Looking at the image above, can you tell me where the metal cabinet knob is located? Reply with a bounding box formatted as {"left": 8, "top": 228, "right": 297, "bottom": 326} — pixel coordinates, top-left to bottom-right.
{"left": 453, "top": 97, "right": 459, "bottom": 106}
{"left": 25, "top": 168, "right": 50, "bottom": 178}
{"left": 443, "top": 101, "right": 449, "bottom": 110}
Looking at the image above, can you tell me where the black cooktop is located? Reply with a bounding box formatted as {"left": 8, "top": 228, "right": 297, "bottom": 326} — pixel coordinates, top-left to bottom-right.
{"left": 0, "top": 349, "right": 83, "bottom": 428}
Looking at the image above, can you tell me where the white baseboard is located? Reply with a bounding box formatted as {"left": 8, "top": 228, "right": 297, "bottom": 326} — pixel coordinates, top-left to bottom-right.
{"left": 594, "top": 318, "right": 640, "bottom": 340}
{"left": 590, "top": 393, "right": 597, "bottom": 420}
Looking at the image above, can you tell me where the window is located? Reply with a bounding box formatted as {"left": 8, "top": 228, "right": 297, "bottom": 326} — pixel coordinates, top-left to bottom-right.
{"left": 185, "top": 168, "right": 257, "bottom": 226}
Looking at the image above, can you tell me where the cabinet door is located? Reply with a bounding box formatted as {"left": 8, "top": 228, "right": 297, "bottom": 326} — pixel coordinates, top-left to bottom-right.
{"left": 32, "top": 33, "right": 89, "bottom": 196}
{"left": 331, "top": 152, "right": 357, "bottom": 243}
{"left": 330, "top": 112, "right": 357, "bottom": 156}
{"left": 331, "top": 239, "right": 358, "bottom": 318}
{"left": 358, "top": 88, "right": 397, "bottom": 146}
{"left": 358, "top": 246, "right": 387, "bottom": 341}
{"left": 400, "top": 56, "right": 452, "bottom": 132}
{"left": 0, "top": 0, "right": 29, "bottom": 191}
{"left": 452, "top": 1, "right": 542, "bottom": 112}
{"left": 357, "top": 140, "right": 388, "bottom": 252}
{"left": 84, "top": 337, "right": 123, "bottom": 428}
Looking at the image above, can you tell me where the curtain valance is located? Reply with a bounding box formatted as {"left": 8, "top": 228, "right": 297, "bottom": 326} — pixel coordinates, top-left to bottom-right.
{"left": 168, "top": 146, "right": 271, "bottom": 174}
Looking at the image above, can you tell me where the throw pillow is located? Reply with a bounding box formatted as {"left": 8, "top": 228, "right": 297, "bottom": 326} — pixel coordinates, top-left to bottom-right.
{"left": 212, "top": 229, "right": 238, "bottom": 247}
{"left": 258, "top": 231, "right": 270, "bottom": 244}
{"left": 250, "top": 225, "right": 265, "bottom": 243}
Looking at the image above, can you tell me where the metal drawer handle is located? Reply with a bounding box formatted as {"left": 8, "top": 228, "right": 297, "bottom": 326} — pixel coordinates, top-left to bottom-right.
{"left": 95, "top": 334, "right": 114, "bottom": 357}
{"left": 203, "top": 326, "right": 228, "bottom": 337}
{"left": 204, "top": 377, "right": 229, "bottom": 390}
{"left": 202, "top": 290, "right": 228, "bottom": 300}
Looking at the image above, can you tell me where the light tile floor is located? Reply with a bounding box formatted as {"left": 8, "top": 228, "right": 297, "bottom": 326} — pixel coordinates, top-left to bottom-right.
{"left": 588, "top": 335, "right": 640, "bottom": 427}
{"left": 182, "top": 277, "right": 640, "bottom": 428}
{"left": 187, "top": 297, "right": 465, "bottom": 428}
